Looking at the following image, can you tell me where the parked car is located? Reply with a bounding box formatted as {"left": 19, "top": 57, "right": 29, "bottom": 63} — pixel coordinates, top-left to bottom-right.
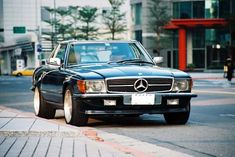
{"left": 12, "top": 67, "right": 35, "bottom": 76}
{"left": 32, "top": 40, "right": 197, "bottom": 126}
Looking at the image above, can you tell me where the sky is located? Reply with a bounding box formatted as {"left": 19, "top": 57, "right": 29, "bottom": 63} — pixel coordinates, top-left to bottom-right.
{"left": 41, "top": 0, "right": 130, "bottom": 10}
{"left": 41, "top": 0, "right": 131, "bottom": 39}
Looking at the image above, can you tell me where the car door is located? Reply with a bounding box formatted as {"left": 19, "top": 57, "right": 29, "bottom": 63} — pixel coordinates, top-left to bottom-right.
{"left": 41, "top": 44, "right": 68, "bottom": 105}
{"left": 24, "top": 68, "right": 33, "bottom": 76}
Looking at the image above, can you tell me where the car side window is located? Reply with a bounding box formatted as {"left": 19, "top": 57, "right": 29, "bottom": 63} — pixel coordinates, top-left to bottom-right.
{"left": 54, "top": 44, "right": 67, "bottom": 61}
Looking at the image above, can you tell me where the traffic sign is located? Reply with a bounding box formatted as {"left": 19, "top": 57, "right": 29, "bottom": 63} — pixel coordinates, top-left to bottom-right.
{"left": 13, "top": 26, "right": 26, "bottom": 34}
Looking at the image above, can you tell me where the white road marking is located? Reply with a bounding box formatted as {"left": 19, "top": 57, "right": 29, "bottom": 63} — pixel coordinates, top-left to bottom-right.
{"left": 219, "top": 114, "right": 235, "bottom": 117}
{"left": 193, "top": 90, "right": 235, "bottom": 95}
{"left": 0, "top": 82, "right": 11, "bottom": 85}
{"left": 189, "top": 120, "right": 208, "bottom": 125}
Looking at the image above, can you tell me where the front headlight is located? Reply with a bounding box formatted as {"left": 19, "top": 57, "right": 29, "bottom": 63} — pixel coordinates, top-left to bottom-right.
{"left": 77, "top": 80, "right": 106, "bottom": 93}
{"left": 172, "top": 79, "right": 191, "bottom": 92}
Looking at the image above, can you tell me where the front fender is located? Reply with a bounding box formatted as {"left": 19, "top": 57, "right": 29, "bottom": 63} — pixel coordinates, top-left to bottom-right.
{"left": 62, "top": 76, "right": 77, "bottom": 96}
{"left": 31, "top": 66, "right": 45, "bottom": 91}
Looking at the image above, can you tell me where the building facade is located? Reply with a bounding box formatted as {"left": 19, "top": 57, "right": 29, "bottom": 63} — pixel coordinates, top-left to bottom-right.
{"left": 0, "top": 0, "right": 41, "bottom": 75}
{"left": 130, "top": 0, "right": 172, "bottom": 57}
{"left": 130, "top": 0, "right": 235, "bottom": 71}
{"left": 0, "top": 0, "right": 129, "bottom": 75}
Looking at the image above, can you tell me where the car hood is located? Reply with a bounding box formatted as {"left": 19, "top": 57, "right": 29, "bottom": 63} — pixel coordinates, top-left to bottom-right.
{"left": 69, "top": 64, "right": 190, "bottom": 79}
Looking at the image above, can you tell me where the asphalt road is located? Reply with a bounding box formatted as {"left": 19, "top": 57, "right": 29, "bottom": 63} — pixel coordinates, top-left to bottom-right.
{"left": 0, "top": 76, "right": 234, "bottom": 157}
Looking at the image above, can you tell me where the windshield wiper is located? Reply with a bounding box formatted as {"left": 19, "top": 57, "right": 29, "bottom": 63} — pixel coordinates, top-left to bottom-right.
{"left": 115, "top": 59, "right": 154, "bottom": 65}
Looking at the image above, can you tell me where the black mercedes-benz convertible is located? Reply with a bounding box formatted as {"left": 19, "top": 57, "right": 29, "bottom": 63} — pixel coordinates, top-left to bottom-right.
{"left": 32, "top": 40, "right": 197, "bottom": 126}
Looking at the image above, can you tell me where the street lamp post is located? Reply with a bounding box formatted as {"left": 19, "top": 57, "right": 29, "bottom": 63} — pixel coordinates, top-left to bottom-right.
{"left": 0, "top": 56, "right": 3, "bottom": 75}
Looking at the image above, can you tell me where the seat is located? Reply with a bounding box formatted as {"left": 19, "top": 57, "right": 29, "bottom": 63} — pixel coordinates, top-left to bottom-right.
{"left": 81, "top": 55, "right": 99, "bottom": 63}
{"left": 68, "top": 49, "right": 79, "bottom": 65}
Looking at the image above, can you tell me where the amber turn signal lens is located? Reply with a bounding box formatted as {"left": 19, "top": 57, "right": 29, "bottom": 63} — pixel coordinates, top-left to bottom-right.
{"left": 77, "top": 80, "right": 86, "bottom": 94}
{"left": 190, "top": 79, "right": 193, "bottom": 90}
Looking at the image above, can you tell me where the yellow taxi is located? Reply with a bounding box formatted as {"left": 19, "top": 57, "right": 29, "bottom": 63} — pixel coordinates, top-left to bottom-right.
{"left": 12, "top": 67, "right": 35, "bottom": 76}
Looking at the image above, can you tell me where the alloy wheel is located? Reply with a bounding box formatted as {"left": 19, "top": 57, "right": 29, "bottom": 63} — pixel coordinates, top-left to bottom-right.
{"left": 64, "top": 89, "right": 73, "bottom": 123}
{"left": 34, "top": 87, "right": 40, "bottom": 115}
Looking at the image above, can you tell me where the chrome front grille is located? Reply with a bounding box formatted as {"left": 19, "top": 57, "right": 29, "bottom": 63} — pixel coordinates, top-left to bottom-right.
{"left": 106, "top": 77, "right": 173, "bottom": 93}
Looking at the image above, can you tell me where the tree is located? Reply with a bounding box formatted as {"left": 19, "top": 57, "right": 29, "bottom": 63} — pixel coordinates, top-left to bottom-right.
{"left": 148, "top": 0, "right": 171, "bottom": 53}
{"left": 103, "top": 0, "right": 126, "bottom": 40}
{"left": 41, "top": 7, "right": 60, "bottom": 49}
{"left": 42, "top": 7, "right": 71, "bottom": 49}
{"left": 56, "top": 8, "right": 71, "bottom": 40}
{"left": 79, "top": 6, "right": 98, "bottom": 40}
{"left": 67, "top": 6, "right": 83, "bottom": 40}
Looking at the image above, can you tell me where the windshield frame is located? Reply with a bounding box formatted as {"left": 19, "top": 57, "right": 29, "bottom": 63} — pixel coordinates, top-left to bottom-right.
{"left": 65, "top": 41, "right": 154, "bottom": 68}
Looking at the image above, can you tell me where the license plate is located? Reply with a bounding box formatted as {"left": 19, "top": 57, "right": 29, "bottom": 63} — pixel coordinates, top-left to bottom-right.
{"left": 131, "top": 93, "right": 155, "bottom": 105}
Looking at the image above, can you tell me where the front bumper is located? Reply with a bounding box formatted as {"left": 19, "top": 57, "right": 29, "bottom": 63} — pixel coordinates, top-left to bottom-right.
{"left": 73, "top": 92, "right": 197, "bottom": 115}
{"left": 76, "top": 93, "right": 197, "bottom": 98}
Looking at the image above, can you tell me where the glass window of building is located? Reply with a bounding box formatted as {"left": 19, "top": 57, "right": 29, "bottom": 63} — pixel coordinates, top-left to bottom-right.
{"left": 205, "top": 28, "right": 229, "bottom": 69}
{"left": 180, "top": 2, "right": 192, "bottom": 18}
{"left": 206, "top": 45, "right": 227, "bottom": 69}
{"left": 205, "top": 29, "right": 216, "bottom": 44}
{"left": 205, "top": 0, "right": 219, "bottom": 18}
{"left": 173, "top": 1, "right": 205, "bottom": 19}
{"left": 192, "top": 29, "right": 205, "bottom": 48}
{"left": 173, "top": 50, "right": 178, "bottom": 69}
{"left": 173, "top": 2, "right": 180, "bottom": 19}
{"left": 193, "top": 50, "right": 205, "bottom": 68}
{"left": 193, "top": 1, "right": 205, "bottom": 18}
{"left": 172, "top": 30, "right": 178, "bottom": 48}
{"left": 41, "top": 7, "right": 50, "bottom": 21}
{"left": 219, "top": 0, "right": 230, "bottom": 18}
{"left": 232, "top": 0, "right": 235, "bottom": 14}
{"left": 132, "top": 3, "right": 142, "bottom": 25}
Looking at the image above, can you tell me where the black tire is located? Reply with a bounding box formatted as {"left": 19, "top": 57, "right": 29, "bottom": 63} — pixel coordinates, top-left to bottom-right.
{"left": 164, "top": 101, "right": 190, "bottom": 125}
{"left": 64, "top": 87, "right": 88, "bottom": 126}
{"left": 34, "top": 87, "right": 56, "bottom": 119}
{"left": 16, "top": 73, "right": 22, "bottom": 77}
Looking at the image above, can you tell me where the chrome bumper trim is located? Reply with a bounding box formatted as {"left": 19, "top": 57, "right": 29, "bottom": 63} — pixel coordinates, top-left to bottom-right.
{"left": 85, "top": 108, "right": 187, "bottom": 115}
{"left": 74, "top": 93, "right": 197, "bottom": 98}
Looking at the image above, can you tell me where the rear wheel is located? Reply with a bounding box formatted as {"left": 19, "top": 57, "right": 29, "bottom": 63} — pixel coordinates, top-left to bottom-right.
{"left": 64, "top": 87, "right": 88, "bottom": 126}
{"left": 164, "top": 101, "right": 190, "bottom": 125}
{"left": 16, "top": 73, "right": 22, "bottom": 77}
{"left": 34, "top": 87, "right": 56, "bottom": 119}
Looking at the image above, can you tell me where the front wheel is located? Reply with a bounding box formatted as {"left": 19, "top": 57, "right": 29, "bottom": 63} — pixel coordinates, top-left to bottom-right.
{"left": 164, "top": 102, "right": 190, "bottom": 125}
{"left": 64, "top": 87, "right": 88, "bottom": 126}
{"left": 34, "top": 87, "right": 56, "bottom": 119}
{"left": 16, "top": 73, "right": 22, "bottom": 77}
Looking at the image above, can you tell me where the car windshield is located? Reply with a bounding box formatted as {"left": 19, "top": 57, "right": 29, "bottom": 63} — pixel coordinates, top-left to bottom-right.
{"left": 67, "top": 42, "right": 153, "bottom": 66}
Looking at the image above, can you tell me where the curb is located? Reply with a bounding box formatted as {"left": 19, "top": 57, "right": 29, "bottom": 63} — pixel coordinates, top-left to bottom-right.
{"left": 82, "top": 128, "right": 193, "bottom": 157}
{"left": 0, "top": 106, "right": 193, "bottom": 157}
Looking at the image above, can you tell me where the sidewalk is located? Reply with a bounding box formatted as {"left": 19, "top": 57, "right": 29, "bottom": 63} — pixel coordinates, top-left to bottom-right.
{"left": 0, "top": 107, "right": 129, "bottom": 157}
{"left": 189, "top": 72, "right": 235, "bottom": 86}
{"left": 0, "top": 106, "right": 193, "bottom": 157}
{"left": 189, "top": 72, "right": 224, "bottom": 80}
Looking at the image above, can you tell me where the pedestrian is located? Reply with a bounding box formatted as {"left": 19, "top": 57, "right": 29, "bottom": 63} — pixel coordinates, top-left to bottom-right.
{"left": 224, "top": 57, "right": 234, "bottom": 83}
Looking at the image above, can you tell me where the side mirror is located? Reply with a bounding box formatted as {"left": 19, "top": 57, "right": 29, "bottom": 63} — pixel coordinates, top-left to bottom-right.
{"left": 49, "top": 58, "right": 61, "bottom": 66}
{"left": 153, "top": 56, "right": 163, "bottom": 64}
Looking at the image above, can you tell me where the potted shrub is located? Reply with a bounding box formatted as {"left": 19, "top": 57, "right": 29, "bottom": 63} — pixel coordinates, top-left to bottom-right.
{"left": 187, "top": 64, "right": 196, "bottom": 71}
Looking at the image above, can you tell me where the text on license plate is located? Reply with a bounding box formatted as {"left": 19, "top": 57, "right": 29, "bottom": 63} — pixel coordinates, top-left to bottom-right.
{"left": 131, "top": 94, "right": 155, "bottom": 105}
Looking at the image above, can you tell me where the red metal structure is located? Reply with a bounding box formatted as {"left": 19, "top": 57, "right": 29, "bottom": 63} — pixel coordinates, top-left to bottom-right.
{"left": 164, "top": 18, "right": 228, "bottom": 70}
